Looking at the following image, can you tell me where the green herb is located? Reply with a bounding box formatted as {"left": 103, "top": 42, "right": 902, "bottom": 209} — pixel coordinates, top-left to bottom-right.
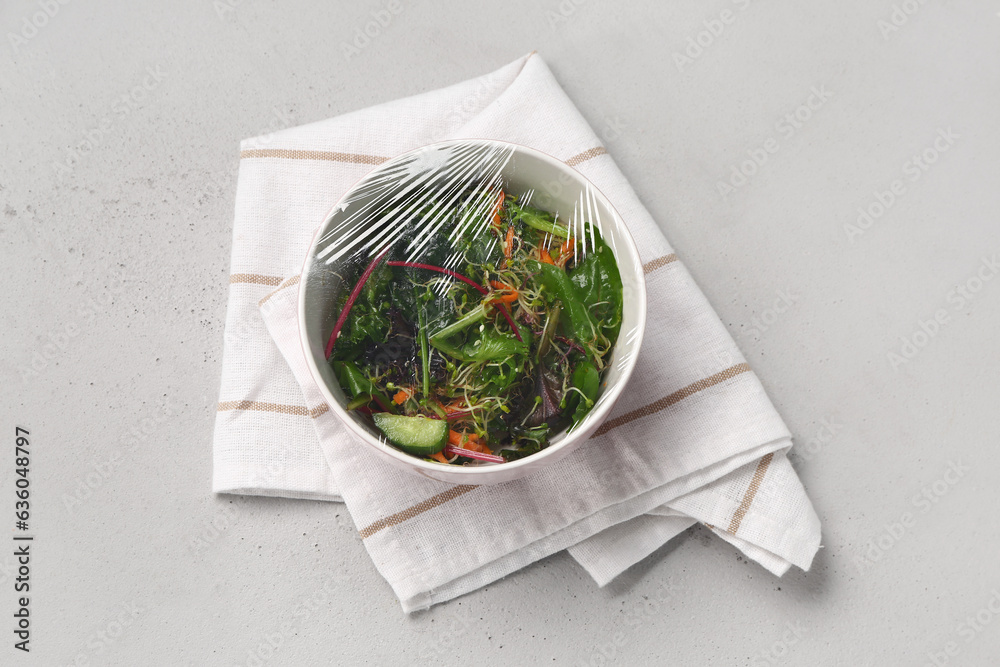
{"left": 509, "top": 201, "right": 571, "bottom": 238}
{"left": 418, "top": 304, "right": 430, "bottom": 400}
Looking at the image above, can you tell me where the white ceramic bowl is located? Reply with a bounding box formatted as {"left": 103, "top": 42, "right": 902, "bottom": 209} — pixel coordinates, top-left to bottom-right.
{"left": 299, "top": 139, "right": 646, "bottom": 484}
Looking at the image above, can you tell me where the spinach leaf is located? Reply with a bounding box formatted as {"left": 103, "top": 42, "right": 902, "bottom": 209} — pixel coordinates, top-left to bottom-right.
{"left": 529, "top": 259, "right": 600, "bottom": 357}
{"left": 566, "top": 359, "right": 600, "bottom": 426}
{"left": 509, "top": 201, "right": 570, "bottom": 238}
{"left": 569, "top": 229, "right": 623, "bottom": 341}
{"left": 461, "top": 326, "right": 530, "bottom": 362}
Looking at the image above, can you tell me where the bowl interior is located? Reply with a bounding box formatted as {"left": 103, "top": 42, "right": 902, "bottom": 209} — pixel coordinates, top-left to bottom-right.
{"left": 300, "top": 139, "right": 645, "bottom": 475}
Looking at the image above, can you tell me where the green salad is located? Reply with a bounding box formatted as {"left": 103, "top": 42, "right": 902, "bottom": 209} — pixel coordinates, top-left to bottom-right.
{"left": 326, "top": 187, "right": 623, "bottom": 465}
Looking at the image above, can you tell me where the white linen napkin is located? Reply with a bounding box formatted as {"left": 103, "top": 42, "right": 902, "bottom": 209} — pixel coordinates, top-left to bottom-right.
{"left": 212, "top": 53, "right": 821, "bottom": 612}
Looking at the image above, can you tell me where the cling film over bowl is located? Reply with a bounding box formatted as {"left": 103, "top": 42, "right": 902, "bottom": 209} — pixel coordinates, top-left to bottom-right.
{"left": 314, "top": 140, "right": 624, "bottom": 466}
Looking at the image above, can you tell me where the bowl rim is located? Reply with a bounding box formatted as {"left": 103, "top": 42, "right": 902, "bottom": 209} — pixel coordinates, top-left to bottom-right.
{"left": 298, "top": 137, "right": 647, "bottom": 478}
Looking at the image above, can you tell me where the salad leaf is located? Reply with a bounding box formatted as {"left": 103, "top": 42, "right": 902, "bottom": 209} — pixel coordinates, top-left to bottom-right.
{"left": 334, "top": 360, "right": 376, "bottom": 397}
{"left": 362, "top": 260, "right": 392, "bottom": 306}
{"left": 566, "top": 359, "right": 600, "bottom": 426}
{"left": 329, "top": 255, "right": 394, "bottom": 361}
{"left": 461, "top": 326, "right": 530, "bottom": 361}
{"left": 501, "top": 425, "right": 550, "bottom": 461}
{"left": 569, "top": 229, "right": 623, "bottom": 340}
{"left": 529, "top": 259, "right": 600, "bottom": 356}
{"left": 477, "top": 357, "right": 527, "bottom": 396}
{"left": 509, "top": 201, "right": 570, "bottom": 238}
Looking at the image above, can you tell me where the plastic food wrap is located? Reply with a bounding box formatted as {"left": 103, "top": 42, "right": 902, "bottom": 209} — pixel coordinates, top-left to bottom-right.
{"left": 300, "top": 139, "right": 643, "bottom": 466}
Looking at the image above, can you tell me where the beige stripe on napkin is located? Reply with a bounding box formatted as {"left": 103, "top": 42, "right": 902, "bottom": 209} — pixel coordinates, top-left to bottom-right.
{"left": 230, "top": 273, "right": 284, "bottom": 286}
{"left": 240, "top": 146, "right": 609, "bottom": 170}
{"left": 240, "top": 148, "right": 389, "bottom": 165}
{"left": 359, "top": 485, "right": 478, "bottom": 539}
{"left": 727, "top": 452, "right": 774, "bottom": 533}
{"left": 259, "top": 275, "right": 301, "bottom": 307}
{"left": 217, "top": 400, "right": 329, "bottom": 419}
{"left": 643, "top": 254, "right": 678, "bottom": 274}
{"left": 592, "top": 363, "right": 752, "bottom": 438}
{"left": 565, "top": 146, "right": 608, "bottom": 166}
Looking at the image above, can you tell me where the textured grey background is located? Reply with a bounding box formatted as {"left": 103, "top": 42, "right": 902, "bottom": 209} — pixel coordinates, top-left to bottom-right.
{"left": 2, "top": 0, "right": 999, "bottom": 665}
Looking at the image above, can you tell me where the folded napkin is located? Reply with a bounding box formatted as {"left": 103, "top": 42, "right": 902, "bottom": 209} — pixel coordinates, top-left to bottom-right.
{"left": 212, "top": 53, "right": 821, "bottom": 612}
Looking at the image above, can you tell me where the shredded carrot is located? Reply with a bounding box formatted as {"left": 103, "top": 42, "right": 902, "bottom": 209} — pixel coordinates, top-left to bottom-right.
{"left": 430, "top": 451, "right": 449, "bottom": 463}
{"left": 465, "top": 433, "right": 488, "bottom": 453}
{"left": 491, "top": 190, "right": 505, "bottom": 227}
{"left": 539, "top": 247, "right": 555, "bottom": 265}
{"left": 448, "top": 429, "right": 488, "bottom": 453}
{"left": 464, "top": 439, "right": 489, "bottom": 454}
{"left": 504, "top": 226, "right": 515, "bottom": 259}
{"left": 555, "top": 237, "right": 575, "bottom": 268}
{"left": 559, "top": 237, "right": 575, "bottom": 257}
{"left": 488, "top": 279, "right": 518, "bottom": 304}
{"left": 392, "top": 388, "right": 412, "bottom": 405}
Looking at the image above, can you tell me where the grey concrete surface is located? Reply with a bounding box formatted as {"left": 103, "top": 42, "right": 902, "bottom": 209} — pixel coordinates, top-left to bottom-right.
{"left": 2, "top": 0, "right": 999, "bottom": 665}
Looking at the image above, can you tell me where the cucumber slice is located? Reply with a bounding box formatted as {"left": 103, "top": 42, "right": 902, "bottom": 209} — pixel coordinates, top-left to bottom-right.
{"left": 372, "top": 413, "right": 448, "bottom": 456}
